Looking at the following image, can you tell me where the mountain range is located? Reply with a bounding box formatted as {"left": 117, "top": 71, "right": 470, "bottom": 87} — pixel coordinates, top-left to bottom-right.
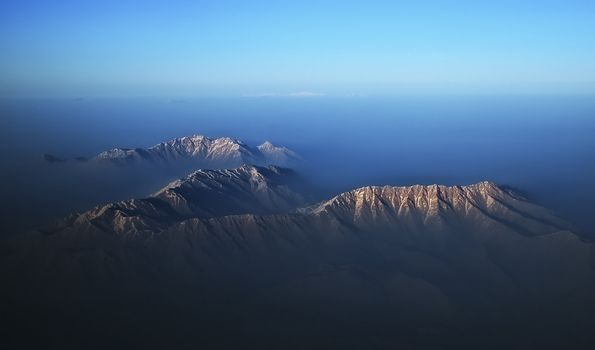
{"left": 3, "top": 164, "right": 595, "bottom": 349}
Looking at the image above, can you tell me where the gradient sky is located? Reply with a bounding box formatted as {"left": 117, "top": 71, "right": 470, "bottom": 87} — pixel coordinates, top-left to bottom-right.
{"left": 1, "top": 0, "right": 595, "bottom": 96}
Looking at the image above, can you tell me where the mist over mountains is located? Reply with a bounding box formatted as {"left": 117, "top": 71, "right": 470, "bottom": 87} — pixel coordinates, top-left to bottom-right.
{"left": 3, "top": 97, "right": 595, "bottom": 237}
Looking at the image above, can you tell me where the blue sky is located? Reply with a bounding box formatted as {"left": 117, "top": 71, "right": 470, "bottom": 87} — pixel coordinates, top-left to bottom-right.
{"left": 1, "top": 0, "right": 595, "bottom": 96}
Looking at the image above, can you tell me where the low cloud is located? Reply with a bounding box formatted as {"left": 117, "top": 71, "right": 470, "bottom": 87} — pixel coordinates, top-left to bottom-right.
{"left": 243, "top": 91, "right": 325, "bottom": 98}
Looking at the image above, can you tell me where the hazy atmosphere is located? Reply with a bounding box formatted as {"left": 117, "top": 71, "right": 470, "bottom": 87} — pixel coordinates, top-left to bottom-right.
{"left": 2, "top": 96, "right": 595, "bottom": 236}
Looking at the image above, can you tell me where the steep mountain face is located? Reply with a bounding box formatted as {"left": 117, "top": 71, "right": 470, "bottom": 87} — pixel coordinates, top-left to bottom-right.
{"left": 47, "top": 165, "right": 307, "bottom": 235}
{"left": 4, "top": 178, "right": 595, "bottom": 349}
{"left": 47, "top": 134, "right": 300, "bottom": 167}
{"left": 303, "top": 182, "right": 571, "bottom": 236}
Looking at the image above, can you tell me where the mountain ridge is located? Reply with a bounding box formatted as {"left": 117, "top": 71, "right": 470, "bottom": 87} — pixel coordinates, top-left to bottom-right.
{"left": 5, "top": 167, "right": 595, "bottom": 349}
{"left": 302, "top": 181, "right": 571, "bottom": 236}
{"left": 44, "top": 171, "right": 573, "bottom": 241}
{"left": 44, "top": 134, "right": 300, "bottom": 167}
{"left": 46, "top": 164, "right": 308, "bottom": 236}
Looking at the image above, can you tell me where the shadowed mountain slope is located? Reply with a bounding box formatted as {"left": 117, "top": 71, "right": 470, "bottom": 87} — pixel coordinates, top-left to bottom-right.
{"left": 3, "top": 176, "right": 595, "bottom": 349}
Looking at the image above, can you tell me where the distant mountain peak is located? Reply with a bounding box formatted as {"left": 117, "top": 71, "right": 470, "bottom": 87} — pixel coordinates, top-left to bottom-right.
{"left": 46, "top": 133, "right": 300, "bottom": 168}
{"left": 257, "top": 140, "right": 301, "bottom": 164}
{"left": 258, "top": 140, "right": 275, "bottom": 148}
